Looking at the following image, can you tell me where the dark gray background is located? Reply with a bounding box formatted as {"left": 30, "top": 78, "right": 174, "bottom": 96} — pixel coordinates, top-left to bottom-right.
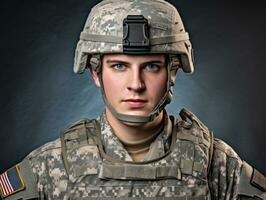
{"left": 0, "top": 0, "right": 265, "bottom": 174}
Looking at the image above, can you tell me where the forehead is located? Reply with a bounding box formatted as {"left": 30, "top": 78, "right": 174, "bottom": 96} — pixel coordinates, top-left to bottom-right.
{"left": 102, "top": 54, "right": 166, "bottom": 63}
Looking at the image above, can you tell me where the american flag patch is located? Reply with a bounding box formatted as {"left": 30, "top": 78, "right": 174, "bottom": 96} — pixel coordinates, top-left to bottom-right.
{"left": 0, "top": 165, "right": 25, "bottom": 198}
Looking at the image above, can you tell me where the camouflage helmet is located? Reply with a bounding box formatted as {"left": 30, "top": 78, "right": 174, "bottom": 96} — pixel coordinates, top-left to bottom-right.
{"left": 73, "top": 0, "right": 194, "bottom": 74}
{"left": 74, "top": 0, "right": 194, "bottom": 123}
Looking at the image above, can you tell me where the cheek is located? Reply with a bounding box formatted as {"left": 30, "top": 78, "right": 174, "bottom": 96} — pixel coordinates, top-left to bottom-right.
{"left": 147, "top": 72, "right": 168, "bottom": 98}
{"left": 102, "top": 72, "right": 123, "bottom": 100}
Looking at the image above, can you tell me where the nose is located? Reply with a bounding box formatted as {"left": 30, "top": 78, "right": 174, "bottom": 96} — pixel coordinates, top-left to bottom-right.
{"left": 127, "top": 67, "right": 145, "bottom": 92}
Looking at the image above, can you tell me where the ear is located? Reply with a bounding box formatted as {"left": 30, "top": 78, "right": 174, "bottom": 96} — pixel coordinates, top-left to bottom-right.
{"left": 92, "top": 70, "right": 101, "bottom": 87}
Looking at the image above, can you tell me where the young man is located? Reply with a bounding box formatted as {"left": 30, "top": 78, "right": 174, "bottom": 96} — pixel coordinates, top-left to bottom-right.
{"left": 1, "top": 0, "right": 265, "bottom": 199}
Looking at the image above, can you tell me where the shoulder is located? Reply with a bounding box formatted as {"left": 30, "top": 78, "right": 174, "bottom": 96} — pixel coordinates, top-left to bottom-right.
{"left": 0, "top": 118, "right": 94, "bottom": 199}
{"left": 27, "top": 138, "right": 62, "bottom": 161}
{"left": 28, "top": 118, "right": 95, "bottom": 161}
{"left": 26, "top": 138, "right": 64, "bottom": 180}
{"left": 205, "top": 125, "right": 266, "bottom": 199}
{"left": 177, "top": 108, "right": 266, "bottom": 199}
{"left": 210, "top": 138, "right": 245, "bottom": 186}
{"left": 177, "top": 108, "right": 241, "bottom": 163}
{"left": 0, "top": 138, "right": 62, "bottom": 200}
{"left": 27, "top": 118, "right": 96, "bottom": 176}
{"left": 210, "top": 138, "right": 266, "bottom": 199}
{"left": 212, "top": 138, "right": 242, "bottom": 163}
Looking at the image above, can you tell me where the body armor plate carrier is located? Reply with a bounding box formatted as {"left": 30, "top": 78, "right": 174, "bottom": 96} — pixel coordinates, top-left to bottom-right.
{"left": 60, "top": 108, "right": 214, "bottom": 199}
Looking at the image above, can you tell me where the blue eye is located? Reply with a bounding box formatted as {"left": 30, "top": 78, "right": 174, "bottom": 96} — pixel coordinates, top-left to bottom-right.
{"left": 145, "top": 64, "right": 160, "bottom": 72}
{"left": 113, "top": 63, "right": 126, "bottom": 70}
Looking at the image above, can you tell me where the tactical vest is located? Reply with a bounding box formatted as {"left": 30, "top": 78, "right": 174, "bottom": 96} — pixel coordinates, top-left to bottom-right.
{"left": 60, "top": 109, "right": 213, "bottom": 199}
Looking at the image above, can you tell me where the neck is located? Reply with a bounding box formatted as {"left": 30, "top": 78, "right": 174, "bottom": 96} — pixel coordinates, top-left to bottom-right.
{"left": 105, "top": 108, "right": 164, "bottom": 143}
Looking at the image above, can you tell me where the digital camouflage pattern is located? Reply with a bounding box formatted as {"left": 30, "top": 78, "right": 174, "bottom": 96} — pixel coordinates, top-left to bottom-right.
{"left": 74, "top": 0, "right": 194, "bottom": 74}
{"left": 3, "top": 109, "right": 265, "bottom": 200}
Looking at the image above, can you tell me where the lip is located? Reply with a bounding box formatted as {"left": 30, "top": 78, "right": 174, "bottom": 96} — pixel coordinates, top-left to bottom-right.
{"left": 124, "top": 99, "right": 147, "bottom": 102}
{"left": 123, "top": 99, "right": 148, "bottom": 108}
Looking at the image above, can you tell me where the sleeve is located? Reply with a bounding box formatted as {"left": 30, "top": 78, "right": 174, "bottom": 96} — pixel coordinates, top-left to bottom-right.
{"left": 208, "top": 138, "right": 266, "bottom": 200}
{"left": 0, "top": 158, "right": 39, "bottom": 200}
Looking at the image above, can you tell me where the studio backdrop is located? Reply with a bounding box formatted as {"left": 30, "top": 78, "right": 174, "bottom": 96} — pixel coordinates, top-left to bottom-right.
{"left": 0, "top": 0, "right": 265, "bottom": 174}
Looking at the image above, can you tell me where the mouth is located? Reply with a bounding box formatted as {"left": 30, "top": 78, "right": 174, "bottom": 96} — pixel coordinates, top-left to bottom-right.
{"left": 123, "top": 99, "right": 148, "bottom": 108}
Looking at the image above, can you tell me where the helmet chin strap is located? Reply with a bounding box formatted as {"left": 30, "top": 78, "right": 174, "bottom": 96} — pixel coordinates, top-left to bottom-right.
{"left": 102, "top": 85, "right": 172, "bottom": 123}
{"left": 92, "top": 55, "right": 177, "bottom": 124}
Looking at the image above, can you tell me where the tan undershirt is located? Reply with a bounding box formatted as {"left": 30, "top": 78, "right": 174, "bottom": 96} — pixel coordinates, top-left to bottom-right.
{"left": 119, "top": 123, "right": 164, "bottom": 161}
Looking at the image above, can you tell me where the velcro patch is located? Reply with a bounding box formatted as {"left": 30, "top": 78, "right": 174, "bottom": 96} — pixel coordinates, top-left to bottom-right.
{"left": 251, "top": 169, "right": 266, "bottom": 192}
{"left": 0, "top": 165, "right": 25, "bottom": 198}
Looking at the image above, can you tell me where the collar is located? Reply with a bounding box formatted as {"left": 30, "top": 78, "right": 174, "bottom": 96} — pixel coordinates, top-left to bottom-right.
{"left": 99, "top": 110, "right": 173, "bottom": 162}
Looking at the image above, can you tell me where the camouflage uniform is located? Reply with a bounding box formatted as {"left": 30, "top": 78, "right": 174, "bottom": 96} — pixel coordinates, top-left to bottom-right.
{"left": 1, "top": 109, "right": 266, "bottom": 199}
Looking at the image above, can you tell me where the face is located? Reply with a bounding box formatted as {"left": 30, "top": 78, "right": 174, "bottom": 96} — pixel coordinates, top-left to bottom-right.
{"left": 92, "top": 54, "right": 168, "bottom": 117}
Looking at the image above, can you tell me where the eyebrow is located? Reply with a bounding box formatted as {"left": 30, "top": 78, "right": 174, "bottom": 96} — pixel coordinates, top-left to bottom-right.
{"left": 106, "top": 60, "right": 130, "bottom": 65}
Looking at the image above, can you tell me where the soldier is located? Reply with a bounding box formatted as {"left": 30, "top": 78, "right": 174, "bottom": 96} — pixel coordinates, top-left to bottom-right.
{"left": 0, "top": 0, "right": 265, "bottom": 199}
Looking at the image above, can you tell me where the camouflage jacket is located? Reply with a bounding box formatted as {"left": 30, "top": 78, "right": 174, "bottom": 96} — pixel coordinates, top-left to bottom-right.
{"left": 1, "top": 109, "right": 266, "bottom": 200}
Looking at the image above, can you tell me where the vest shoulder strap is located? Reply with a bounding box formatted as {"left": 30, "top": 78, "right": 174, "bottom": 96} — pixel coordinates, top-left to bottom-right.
{"left": 61, "top": 119, "right": 98, "bottom": 145}
{"left": 60, "top": 119, "right": 100, "bottom": 177}
{"left": 177, "top": 108, "right": 214, "bottom": 173}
